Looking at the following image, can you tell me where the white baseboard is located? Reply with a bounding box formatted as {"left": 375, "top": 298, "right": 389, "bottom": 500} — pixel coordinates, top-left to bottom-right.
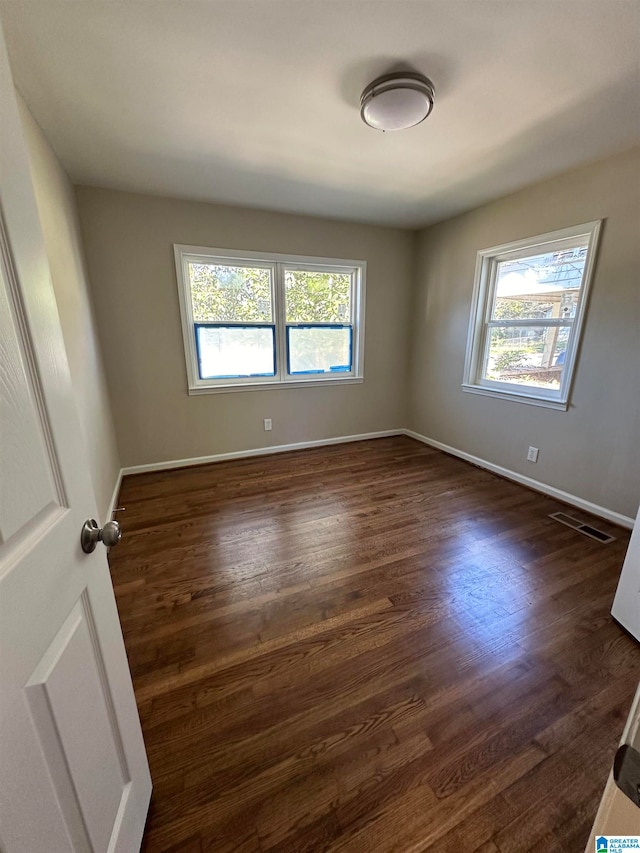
{"left": 403, "top": 429, "right": 635, "bottom": 529}
{"left": 119, "top": 429, "right": 404, "bottom": 476}
{"left": 104, "top": 468, "right": 123, "bottom": 524}
{"left": 112, "top": 427, "right": 634, "bottom": 530}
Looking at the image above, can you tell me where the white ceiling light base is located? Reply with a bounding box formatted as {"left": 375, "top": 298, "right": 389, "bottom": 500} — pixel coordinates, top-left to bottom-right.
{"left": 360, "top": 72, "right": 435, "bottom": 132}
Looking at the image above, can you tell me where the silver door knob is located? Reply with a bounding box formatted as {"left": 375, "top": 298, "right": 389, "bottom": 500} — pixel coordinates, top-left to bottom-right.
{"left": 81, "top": 519, "right": 122, "bottom": 553}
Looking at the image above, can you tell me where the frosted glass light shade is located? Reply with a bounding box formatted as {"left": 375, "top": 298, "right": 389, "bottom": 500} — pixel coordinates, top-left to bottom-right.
{"left": 360, "top": 72, "right": 435, "bottom": 132}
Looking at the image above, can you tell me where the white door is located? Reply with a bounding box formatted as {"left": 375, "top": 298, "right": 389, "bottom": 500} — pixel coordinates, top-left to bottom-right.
{"left": 585, "top": 680, "right": 640, "bottom": 848}
{"left": 612, "top": 508, "right": 640, "bottom": 641}
{"left": 0, "top": 21, "right": 151, "bottom": 853}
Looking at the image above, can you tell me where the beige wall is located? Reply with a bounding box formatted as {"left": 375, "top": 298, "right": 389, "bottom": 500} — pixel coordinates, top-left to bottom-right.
{"left": 18, "top": 98, "right": 121, "bottom": 521}
{"left": 75, "top": 187, "right": 414, "bottom": 467}
{"left": 408, "top": 147, "right": 640, "bottom": 519}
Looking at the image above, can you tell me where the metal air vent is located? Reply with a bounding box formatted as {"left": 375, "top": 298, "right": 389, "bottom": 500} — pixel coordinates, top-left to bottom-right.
{"left": 549, "top": 511, "right": 615, "bottom": 543}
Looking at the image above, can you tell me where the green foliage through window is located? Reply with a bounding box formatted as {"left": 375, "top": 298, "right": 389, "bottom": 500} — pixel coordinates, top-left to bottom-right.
{"left": 189, "top": 264, "right": 273, "bottom": 322}
{"left": 285, "top": 270, "right": 351, "bottom": 323}
{"left": 177, "top": 248, "right": 365, "bottom": 388}
{"left": 494, "top": 299, "right": 553, "bottom": 322}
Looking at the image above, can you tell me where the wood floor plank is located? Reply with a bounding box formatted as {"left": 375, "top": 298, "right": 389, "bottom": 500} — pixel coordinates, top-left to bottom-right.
{"left": 108, "top": 437, "right": 639, "bottom": 853}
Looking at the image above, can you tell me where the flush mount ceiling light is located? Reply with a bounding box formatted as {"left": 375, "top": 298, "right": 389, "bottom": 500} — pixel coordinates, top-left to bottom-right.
{"left": 360, "top": 71, "right": 435, "bottom": 132}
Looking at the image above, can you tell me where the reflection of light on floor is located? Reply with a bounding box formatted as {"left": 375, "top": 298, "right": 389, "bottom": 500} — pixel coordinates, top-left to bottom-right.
{"left": 207, "top": 495, "right": 353, "bottom": 599}
{"left": 437, "top": 530, "right": 539, "bottom": 664}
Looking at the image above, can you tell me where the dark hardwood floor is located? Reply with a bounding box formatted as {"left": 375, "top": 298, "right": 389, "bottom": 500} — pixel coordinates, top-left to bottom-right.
{"left": 109, "top": 436, "right": 640, "bottom": 852}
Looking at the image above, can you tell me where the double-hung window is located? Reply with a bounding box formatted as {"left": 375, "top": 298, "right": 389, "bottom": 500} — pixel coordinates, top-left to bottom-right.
{"left": 462, "top": 221, "right": 601, "bottom": 410}
{"left": 174, "top": 245, "right": 365, "bottom": 393}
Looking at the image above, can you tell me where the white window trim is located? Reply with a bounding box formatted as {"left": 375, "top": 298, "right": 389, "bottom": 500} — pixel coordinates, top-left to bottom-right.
{"left": 462, "top": 220, "right": 602, "bottom": 411}
{"left": 174, "top": 245, "right": 366, "bottom": 394}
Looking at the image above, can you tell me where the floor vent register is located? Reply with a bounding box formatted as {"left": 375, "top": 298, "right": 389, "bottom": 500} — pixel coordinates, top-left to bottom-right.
{"left": 549, "top": 511, "right": 616, "bottom": 543}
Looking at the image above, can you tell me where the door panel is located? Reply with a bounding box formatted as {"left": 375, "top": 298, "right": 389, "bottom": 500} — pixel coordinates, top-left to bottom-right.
{"left": 25, "top": 594, "right": 130, "bottom": 853}
{"left": 0, "top": 17, "right": 151, "bottom": 853}
{"left": 0, "top": 231, "right": 62, "bottom": 545}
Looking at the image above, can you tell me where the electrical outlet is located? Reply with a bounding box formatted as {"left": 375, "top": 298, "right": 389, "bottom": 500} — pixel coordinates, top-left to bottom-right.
{"left": 527, "top": 446, "right": 539, "bottom": 463}
{"left": 264, "top": 418, "right": 272, "bottom": 431}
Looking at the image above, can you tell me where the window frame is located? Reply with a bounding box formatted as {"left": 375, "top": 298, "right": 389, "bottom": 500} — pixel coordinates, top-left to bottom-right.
{"left": 462, "top": 220, "right": 602, "bottom": 410}
{"left": 174, "top": 245, "right": 366, "bottom": 394}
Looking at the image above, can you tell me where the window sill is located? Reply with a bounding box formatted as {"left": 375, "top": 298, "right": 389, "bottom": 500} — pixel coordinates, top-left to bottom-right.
{"left": 461, "top": 383, "right": 569, "bottom": 411}
{"left": 188, "top": 377, "right": 364, "bottom": 395}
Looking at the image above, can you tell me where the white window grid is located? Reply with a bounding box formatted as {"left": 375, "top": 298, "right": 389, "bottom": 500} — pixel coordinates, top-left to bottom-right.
{"left": 462, "top": 221, "right": 602, "bottom": 410}
{"left": 174, "top": 245, "right": 366, "bottom": 394}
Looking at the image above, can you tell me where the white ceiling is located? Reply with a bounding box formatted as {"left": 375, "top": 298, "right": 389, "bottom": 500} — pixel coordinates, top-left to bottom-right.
{"left": 2, "top": 1, "right": 639, "bottom": 228}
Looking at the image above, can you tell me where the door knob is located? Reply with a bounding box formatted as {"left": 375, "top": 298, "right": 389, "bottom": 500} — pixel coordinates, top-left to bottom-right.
{"left": 81, "top": 519, "right": 122, "bottom": 553}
